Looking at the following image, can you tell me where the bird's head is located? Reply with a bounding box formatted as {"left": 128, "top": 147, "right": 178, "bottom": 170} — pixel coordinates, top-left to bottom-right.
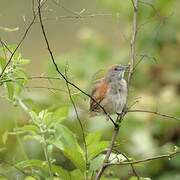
{"left": 106, "top": 64, "right": 128, "bottom": 81}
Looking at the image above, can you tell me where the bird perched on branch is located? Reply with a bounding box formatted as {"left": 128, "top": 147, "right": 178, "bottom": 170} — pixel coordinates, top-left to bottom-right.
{"left": 90, "top": 65, "right": 128, "bottom": 117}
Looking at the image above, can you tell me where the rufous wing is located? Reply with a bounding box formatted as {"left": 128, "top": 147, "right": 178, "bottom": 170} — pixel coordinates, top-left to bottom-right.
{"left": 90, "top": 80, "right": 108, "bottom": 113}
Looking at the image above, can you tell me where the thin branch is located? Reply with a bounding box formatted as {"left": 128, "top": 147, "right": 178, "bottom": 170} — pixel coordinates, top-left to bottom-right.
{"left": 95, "top": 114, "right": 125, "bottom": 180}
{"left": 95, "top": 1, "right": 139, "bottom": 179}
{"left": 64, "top": 67, "right": 88, "bottom": 180}
{"left": 0, "top": 38, "right": 13, "bottom": 54}
{"left": 45, "top": 13, "right": 113, "bottom": 20}
{"left": 128, "top": 0, "right": 139, "bottom": 85}
{"left": 139, "top": 0, "right": 161, "bottom": 19}
{"left": 37, "top": 0, "right": 117, "bottom": 127}
{"left": 32, "top": 0, "right": 36, "bottom": 17}
{"left": 106, "top": 148, "right": 180, "bottom": 167}
{"left": 0, "top": 38, "right": 8, "bottom": 60}
{"left": 0, "top": 0, "right": 47, "bottom": 78}
{"left": 0, "top": 18, "right": 36, "bottom": 78}
{"left": 0, "top": 76, "right": 62, "bottom": 84}
{"left": 113, "top": 149, "right": 140, "bottom": 179}
{"left": 25, "top": 86, "right": 67, "bottom": 93}
{"left": 127, "top": 109, "right": 180, "bottom": 122}
{"left": 52, "top": 0, "right": 81, "bottom": 16}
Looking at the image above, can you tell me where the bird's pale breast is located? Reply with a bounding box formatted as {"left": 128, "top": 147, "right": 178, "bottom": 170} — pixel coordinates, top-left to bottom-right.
{"left": 101, "top": 79, "right": 127, "bottom": 114}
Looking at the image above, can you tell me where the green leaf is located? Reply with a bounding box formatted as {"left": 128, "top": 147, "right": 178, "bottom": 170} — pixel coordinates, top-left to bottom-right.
{"left": 86, "top": 131, "right": 109, "bottom": 160}
{"left": 129, "top": 176, "right": 138, "bottom": 180}
{"left": 70, "top": 169, "right": 84, "bottom": 180}
{"left": 53, "top": 106, "right": 69, "bottom": 122}
{"left": 0, "top": 56, "right": 6, "bottom": 73}
{"left": 52, "top": 124, "right": 82, "bottom": 151}
{"left": 129, "top": 177, "right": 151, "bottom": 180}
{"left": 44, "top": 107, "right": 68, "bottom": 128}
{"left": 23, "top": 135, "right": 43, "bottom": 142}
{"left": 5, "top": 82, "right": 14, "bottom": 100}
{"left": 101, "top": 178, "right": 119, "bottom": 180}
{"left": 14, "top": 124, "right": 39, "bottom": 135}
{"left": 89, "top": 154, "right": 104, "bottom": 172}
{"left": 51, "top": 138, "right": 85, "bottom": 171}
{"left": 2, "top": 131, "right": 8, "bottom": 144}
{"left": 24, "top": 177, "right": 36, "bottom": 180}
{"left": 50, "top": 124, "right": 85, "bottom": 172}
{"left": 29, "top": 111, "right": 39, "bottom": 123}
{"left": 64, "top": 148, "right": 86, "bottom": 172}
{"left": 16, "top": 159, "right": 71, "bottom": 180}
{"left": 52, "top": 165, "right": 71, "bottom": 180}
{"left": 19, "top": 58, "right": 30, "bottom": 65}
{"left": 0, "top": 147, "right": 6, "bottom": 153}
{"left": 86, "top": 131, "right": 102, "bottom": 146}
{"left": 88, "top": 141, "right": 109, "bottom": 160}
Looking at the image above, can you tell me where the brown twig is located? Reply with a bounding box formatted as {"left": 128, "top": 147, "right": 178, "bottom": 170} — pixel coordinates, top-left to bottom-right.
{"left": 95, "top": 113, "right": 125, "bottom": 180}
{"left": 95, "top": 1, "right": 139, "bottom": 179}
{"left": 127, "top": 109, "right": 180, "bottom": 122}
{"left": 25, "top": 86, "right": 67, "bottom": 93}
{"left": 52, "top": 0, "right": 81, "bottom": 16}
{"left": 0, "top": 39, "right": 12, "bottom": 54}
{"left": 112, "top": 149, "right": 140, "bottom": 179}
{"left": 106, "top": 148, "right": 180, "bottom": 167}
{"left": 128, "top": 0, "right": 139, "bottom": 85}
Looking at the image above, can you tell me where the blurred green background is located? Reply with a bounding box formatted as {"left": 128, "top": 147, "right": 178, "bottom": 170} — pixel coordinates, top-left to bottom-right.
{"left": 0, "top": 0, "right": 180, "bottom": 179}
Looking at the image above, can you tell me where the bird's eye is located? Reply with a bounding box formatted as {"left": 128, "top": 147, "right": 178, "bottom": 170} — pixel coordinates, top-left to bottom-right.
{"left": 114, "top": 67, "right": 118, "bottom": 71}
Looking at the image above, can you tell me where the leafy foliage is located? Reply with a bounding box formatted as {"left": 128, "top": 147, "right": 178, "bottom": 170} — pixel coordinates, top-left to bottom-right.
{"left": 0, "top": 0, "right": 180, "bottom": 180}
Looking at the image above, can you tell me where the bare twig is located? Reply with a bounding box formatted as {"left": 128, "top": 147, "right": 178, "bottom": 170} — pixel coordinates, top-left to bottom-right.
{"left": 95, "top": 1, "right": 139, "bottom": 179}
{"left": 106, "top": 148, "right": 180, "bottom": 167}
{"left": 139, "top": 0, "right": 161, "bottom": 19}
{"left": 128, "top": 0, "right": 139, "bottom": 85}
{"left": 95, "top": 113, "right": 125, "bottom": 180}
{"left": 127, "top": 109, "right": 180, "bottom": 122}
{"left": 137, "top": 1, "right": 173, "bottom": 33}
{"left": 45, "top": 13, "right": 113, "bottom": 20}
{"left": 0, "top": 76, "right": 62, "bottom": 84}
{"left": 113, "top": 149, "right": 139, "bottom": 178}
{"left": 52, "top": 0, "right": 81, "bottom": 16}
{"left": 32, "top": 0, "right": 36, "bottom": 17}
{"left": 25, "top": 85, "right": 67, "bottom": 92}
{"left": 0, "top": 38, "right": 12, "bottom": 54}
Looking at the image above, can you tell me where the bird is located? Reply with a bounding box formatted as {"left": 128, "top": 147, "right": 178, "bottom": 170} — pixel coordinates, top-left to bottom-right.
{"left": 90, "top": 65, "right": 128, "bottom": 117}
